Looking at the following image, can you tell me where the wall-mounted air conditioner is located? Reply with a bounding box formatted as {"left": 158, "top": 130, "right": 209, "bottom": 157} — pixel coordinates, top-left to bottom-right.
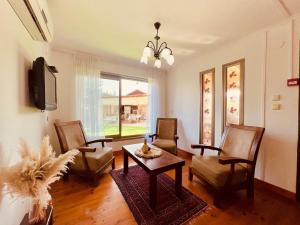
{"left": 7, "top": 0, "right": 53, "bottom": 42}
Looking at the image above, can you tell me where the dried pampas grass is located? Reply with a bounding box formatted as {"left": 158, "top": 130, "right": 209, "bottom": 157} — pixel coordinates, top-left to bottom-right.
{"left": 1, "top": 136, "right": 79, "bottom": 222}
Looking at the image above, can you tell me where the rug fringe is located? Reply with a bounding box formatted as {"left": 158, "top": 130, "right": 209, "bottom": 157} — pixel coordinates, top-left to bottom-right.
{"left": 181, "top": 205, "right": 212, "bottom": 225}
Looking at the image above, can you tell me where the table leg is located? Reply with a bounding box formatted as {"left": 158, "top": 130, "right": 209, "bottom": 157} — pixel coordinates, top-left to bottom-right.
{"left": 149, "top": 174, "right": 157, "bottom": 208}
{"left": 49, "top": 214, "right": 53, "bottom": 225}
{"left": 175, "top": 166, "right": 182, "bottom": 196}
{"left": 123, "top": 150, "right": 128, "bottom": 174}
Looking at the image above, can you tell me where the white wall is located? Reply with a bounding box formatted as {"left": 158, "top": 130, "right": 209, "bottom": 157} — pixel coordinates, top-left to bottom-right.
{"left": 0, "top": 1, "right": 50, "bottom": 224}
{"left": 48, "top": 50, "right": 167, "bottom": 152}
{"left": 166, "top": 18, "right": 300, "bottom": 193}
{"left": 0, "top": 2, "right": 298, "bottom": 224}
{"left": 0, "top": 2, "right": 166, "bottom": 222}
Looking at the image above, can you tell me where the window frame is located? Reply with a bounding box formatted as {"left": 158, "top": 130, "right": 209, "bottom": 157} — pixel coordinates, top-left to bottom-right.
{"left": 100, "top": 72, "right": 148, "bottom": 140}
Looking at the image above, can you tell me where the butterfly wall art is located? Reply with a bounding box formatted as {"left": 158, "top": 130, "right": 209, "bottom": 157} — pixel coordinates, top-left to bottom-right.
{"left": 200, "top": 68, "right": 215, "bottom": 145}
{"left": 223, "top": 59, "right": 245, "bottom": 129}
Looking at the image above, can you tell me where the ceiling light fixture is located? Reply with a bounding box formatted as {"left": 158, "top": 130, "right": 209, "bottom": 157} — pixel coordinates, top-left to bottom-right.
{"left": 140, "top": 22, "right": 174, "bottom": 68}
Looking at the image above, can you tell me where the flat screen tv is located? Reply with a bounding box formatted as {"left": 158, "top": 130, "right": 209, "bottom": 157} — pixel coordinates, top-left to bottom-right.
{"left": 29, "top": 57, "right": 58, "bottom": 111}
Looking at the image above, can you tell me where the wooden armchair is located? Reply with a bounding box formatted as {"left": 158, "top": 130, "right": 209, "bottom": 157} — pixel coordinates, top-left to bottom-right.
{"left": 189, "top": 124, "right": 265, "bottom": 206}
{"left": 149, "top": 118, "right": 179, "bottom": 155}
{"left": 54, "top": 120, "right": 115, "bottom": 186}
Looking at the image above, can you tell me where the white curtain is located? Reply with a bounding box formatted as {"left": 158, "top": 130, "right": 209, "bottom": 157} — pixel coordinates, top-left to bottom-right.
{"left": 148, "top": 76, "right": 161, "bottom": 134}
{"left": 75, "top": 54, "right": 103, "bottom": 138}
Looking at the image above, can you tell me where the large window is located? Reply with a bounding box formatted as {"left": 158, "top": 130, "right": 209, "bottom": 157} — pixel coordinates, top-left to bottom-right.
{"left": 101, "top": 73, "right": 149, "bottom": 138}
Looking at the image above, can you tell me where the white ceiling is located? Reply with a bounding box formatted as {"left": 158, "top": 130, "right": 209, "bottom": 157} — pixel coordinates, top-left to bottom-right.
{"left": 48, "top": 0, "right": 300, "bottom": 69}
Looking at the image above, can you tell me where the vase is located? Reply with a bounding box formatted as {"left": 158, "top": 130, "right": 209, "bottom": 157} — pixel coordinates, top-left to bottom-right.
{"left": 28, "top": 199, "right": 46, "bottom": 224}
{"left": 142, "top": 138, "right": 150, "bottom": 154}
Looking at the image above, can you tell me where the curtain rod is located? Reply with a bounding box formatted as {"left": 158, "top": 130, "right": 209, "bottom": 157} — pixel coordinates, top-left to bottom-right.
{"left": 100, "top": 71, "right": 148, "bottom": 82}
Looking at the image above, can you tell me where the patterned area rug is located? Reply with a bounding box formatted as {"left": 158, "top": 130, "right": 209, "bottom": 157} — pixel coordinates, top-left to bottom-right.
{"left": 110, "top": 165, "right": 208, "bottom": 225}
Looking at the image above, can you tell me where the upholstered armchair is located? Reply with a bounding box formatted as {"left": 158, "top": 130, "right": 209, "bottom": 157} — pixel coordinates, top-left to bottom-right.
{"left": 189, "top": 124, "right": 264, "bottom": 206}
{"left": 149, "top": 118, "right": 179, "bottom": 155}
{"left": 54, "top": 120, "right": 115, "bottom": 186}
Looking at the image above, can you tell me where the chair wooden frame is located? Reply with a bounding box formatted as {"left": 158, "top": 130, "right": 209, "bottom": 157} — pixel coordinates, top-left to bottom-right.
{"left": 54, "top": 120, "right": 115, "bottom": 186}
{"left": 149, "top": 118, "right": 179, "bottom": 153}
{"left": 189, "top": 124, "right": 265, "bottom": 206}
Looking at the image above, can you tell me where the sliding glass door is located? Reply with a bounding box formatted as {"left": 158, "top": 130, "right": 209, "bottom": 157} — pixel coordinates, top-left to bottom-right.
{"left": 101, "top": 73, "right": 149, "bottom": 138}
{"left": 121, "top": 78, "right": 148, "bottom": 136}
{"left": 101, "top": 77, "right": 121, "bottom": 136}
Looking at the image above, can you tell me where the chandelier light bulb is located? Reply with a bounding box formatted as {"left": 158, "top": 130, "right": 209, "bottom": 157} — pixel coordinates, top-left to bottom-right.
{"left": 161, "top": 48, "right": 171, "bottom": 59}
{"left": 140, "top": 56, "right": 148, "bottom": 64}
{"left": 143, "top": 47, "right": 151, "bottom": 58}
{"left": 167, "top": 54, "right": 174, "bottom": 65}
{"left": 154, "top": 59, "right": 161, "bottom": 68}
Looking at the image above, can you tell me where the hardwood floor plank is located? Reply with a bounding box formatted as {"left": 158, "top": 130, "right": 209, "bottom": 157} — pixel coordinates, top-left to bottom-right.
{"left": 50, "top": 152, "right": 300, "bottom": 225}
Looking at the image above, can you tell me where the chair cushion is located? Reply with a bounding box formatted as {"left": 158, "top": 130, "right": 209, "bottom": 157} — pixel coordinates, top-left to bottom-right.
{"left": 152, "top": 139, "right": 177, "bottom": 154}
{"left": 157, "top": 119, "right": 176, "bottom": 140}
{"left": 59, "top": 123, "right": 86, "bottom": 150}
{"left": 191, "top": 155, "right": 248, "bottom": 189}
{"left": 220, "top": 127, "right": 256, "bottom": 159}
{"left": 70, "top": 147, "right": 113, "bottom": 172}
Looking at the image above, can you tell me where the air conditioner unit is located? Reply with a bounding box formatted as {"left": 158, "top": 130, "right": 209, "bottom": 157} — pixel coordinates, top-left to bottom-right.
{"left": 7, "top": 0, "right": 53, "bottom": 42}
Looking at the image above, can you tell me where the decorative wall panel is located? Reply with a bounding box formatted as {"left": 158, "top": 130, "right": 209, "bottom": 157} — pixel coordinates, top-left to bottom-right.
{"left": 222, "top": 59, "right": 245, "bottom": 129}
{"left": 200, "top": 68, "right": 215, "bottom": 145}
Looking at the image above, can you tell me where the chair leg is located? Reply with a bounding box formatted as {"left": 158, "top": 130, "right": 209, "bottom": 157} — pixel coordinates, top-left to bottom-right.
{"left": 213, "top": 191, "right": 222, "bottom": 208}
{"left": 247, "top": 180, "right": 254, "bottom": 199}
{"left": 188, "top": 167, "right": 193, "bottom": 181}
{"left": 92, "top": 174, "right": 99, "bottom": 187}
{"left": 112, "top": 157, "right": 115, "bottom": 170}
{"left": 63, "top": 172, "right": 69, "bottom": 181}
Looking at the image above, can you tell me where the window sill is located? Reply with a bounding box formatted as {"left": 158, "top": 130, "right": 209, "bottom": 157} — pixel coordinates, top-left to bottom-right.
{"left": 109, "top": 135, "right": 146, "bottom": 142}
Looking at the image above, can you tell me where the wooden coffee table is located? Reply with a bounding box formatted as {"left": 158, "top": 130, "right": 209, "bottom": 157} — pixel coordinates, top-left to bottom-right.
{"left": 123, "top": 143, "right": 185, "bottom": 208}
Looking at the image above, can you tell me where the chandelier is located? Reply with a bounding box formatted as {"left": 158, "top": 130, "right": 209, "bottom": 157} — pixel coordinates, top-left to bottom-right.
{"left": 140, "top": 22, "right": 174, "bottom": 68}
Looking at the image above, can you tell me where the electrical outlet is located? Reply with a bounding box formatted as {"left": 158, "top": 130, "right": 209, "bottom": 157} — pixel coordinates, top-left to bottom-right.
{"left": 272, "top": 95, "right": 280, "bottom": 101}
{"left": 272, "top": 104, "right": 280, "bottom": 110}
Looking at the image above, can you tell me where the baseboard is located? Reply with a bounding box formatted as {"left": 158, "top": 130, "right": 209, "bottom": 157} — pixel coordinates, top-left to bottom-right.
{"left": 254, "top": 178, "right": 296, "bottom": 201}
{"left": 177, "top": 148, "right": 193, "bottom": 158}
{"left": 113, "top": 150, "right": 123, "bottom": 156}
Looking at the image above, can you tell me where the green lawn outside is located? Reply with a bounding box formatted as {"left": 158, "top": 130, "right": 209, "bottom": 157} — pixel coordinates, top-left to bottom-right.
{"left": 103, "top": 124, "right": 147, "bottom": 136}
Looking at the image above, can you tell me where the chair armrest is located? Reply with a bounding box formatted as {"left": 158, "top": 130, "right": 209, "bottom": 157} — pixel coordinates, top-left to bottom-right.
{"left": 149, "top": 134, "right": 157, "bottom": 142}
{"left": 219, "top": 157, "right": 252, "bottom": 165}
{"left": 174, "top": 135, "right": 179, "bottom": 146}
{"left": 218, "top": 157, "right": 253, "bottom": 187}
{"left": 86, "top": 138, "right": 113, "bottom": 144}
{"left": 78, "top": 147, "right": 96, "bottom": 153}
{"left": 191, "top": 144, "right": 222, "bottom": 155}
{"left": 191, "top": 144, "right": 221, "bottom": 151}
{"left": 86, "top": 138, "right": 113, "bottom": 147}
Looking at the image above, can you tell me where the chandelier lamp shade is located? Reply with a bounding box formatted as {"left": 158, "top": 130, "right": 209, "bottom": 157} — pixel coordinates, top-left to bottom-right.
{"left": 140, "top": 22, "right": 174, "bottom": 68}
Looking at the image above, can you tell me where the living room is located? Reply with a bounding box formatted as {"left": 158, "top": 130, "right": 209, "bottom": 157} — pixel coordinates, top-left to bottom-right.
{"left": 0, "top": 0, "right": 300, "bottom": 224}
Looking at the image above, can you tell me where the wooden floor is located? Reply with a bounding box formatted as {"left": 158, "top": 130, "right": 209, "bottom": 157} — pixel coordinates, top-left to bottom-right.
{"left": 50, "top": 151, "right": 300, "bottom": 225}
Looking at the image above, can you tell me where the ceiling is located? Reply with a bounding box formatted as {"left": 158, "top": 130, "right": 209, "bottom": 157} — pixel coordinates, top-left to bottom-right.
{"left": 48, "top": 0, "right": 300, "bottom": 69}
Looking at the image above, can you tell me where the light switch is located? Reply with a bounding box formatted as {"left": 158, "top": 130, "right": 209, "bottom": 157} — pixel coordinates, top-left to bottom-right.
{"left": 272, "top": 95, "right": 280, "bottom": 101}
{"left": 272, "top": 104, "right": 281, "bottom": 110}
